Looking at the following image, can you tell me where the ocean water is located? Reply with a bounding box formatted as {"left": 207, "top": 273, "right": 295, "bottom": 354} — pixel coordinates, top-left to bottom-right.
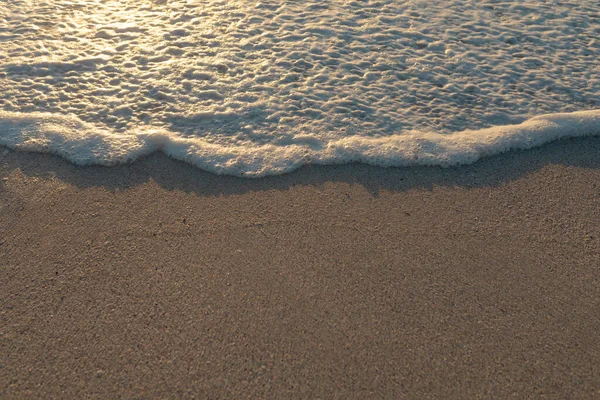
{"left": 1, "top": 0, "right": 599, "bottom": 177}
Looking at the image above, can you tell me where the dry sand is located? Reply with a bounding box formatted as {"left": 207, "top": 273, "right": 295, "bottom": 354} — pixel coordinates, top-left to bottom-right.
{"left": 1, "top": 137, "right": 599, "bottom": 399}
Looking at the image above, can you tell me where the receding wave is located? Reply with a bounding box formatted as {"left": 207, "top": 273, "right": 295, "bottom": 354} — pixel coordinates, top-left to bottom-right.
{"left": 1, "top": 110, "right": 599, "bottom": 177}
{"left": 2, "top": 1, "right": 600, "bottom": 176}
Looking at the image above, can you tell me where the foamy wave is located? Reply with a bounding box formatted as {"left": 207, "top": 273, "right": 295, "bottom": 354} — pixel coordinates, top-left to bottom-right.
{"left": 1, "top": 110, "right": 599, "bottom": 177}
{"left": 3, "top": 0, "right": 600, "bottom": 176}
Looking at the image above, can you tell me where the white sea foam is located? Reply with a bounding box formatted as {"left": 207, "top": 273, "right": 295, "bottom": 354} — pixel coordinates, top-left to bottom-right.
{"left": 1, "top": 0, "right": 599, "bottom": 176}
{"left": 2, "top": 110, "right": 599, "bottom": 177}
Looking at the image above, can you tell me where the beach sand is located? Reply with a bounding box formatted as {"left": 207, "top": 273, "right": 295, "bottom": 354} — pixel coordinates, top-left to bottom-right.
{"left": 1, "top": 137, "right": 599, "bottom": 398}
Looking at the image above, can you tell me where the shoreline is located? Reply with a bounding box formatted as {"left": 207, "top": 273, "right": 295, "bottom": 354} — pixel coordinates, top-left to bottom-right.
{"left": 2, "top": 109, "right": 600, "bottom": 177}
{"left": 1, "top": 137, "right": 599, "bottom": 398}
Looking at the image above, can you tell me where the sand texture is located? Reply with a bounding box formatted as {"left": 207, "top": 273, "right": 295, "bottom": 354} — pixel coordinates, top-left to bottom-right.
{"left": 1, "top": 138, "right": 599, "bottom": 398}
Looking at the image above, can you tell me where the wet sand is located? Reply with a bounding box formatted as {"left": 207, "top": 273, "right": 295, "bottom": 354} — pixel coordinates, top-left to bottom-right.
{"left": 1, "top": 137, "right": 599, "bottom": 398}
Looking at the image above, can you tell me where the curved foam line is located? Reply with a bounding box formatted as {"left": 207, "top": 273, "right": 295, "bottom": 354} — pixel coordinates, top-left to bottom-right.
{"left": 1, "top": 110, "right": 599, "bottom": 177}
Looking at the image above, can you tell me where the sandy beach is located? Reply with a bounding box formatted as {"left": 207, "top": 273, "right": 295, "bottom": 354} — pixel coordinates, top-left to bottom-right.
{"left": 1, "top": 137, "right": 599, "bottom": 398}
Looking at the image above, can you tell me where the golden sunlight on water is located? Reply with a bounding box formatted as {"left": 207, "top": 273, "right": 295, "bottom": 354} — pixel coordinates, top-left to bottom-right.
{"left": 55, "top": 0, "right": 210, "bottom": 57}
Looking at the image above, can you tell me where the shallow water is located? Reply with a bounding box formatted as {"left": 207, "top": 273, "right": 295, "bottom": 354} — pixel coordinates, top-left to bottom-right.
{"left": 1, "top": 0, "right": 599, "bottom": 176}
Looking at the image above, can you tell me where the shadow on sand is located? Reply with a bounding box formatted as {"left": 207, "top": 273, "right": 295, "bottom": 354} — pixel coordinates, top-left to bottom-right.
{"left": 1, "top": 136, "right": 599, "bottom": 197}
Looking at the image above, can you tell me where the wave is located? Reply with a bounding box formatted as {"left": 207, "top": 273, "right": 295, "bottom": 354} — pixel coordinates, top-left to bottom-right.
{"left": 1, "top": 110, "right": 599, "bottom": 177}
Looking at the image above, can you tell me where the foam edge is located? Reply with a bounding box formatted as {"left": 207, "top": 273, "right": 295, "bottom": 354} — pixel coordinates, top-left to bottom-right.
{"left": 1, "top": 109, "right": 599, "bottom": 177}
